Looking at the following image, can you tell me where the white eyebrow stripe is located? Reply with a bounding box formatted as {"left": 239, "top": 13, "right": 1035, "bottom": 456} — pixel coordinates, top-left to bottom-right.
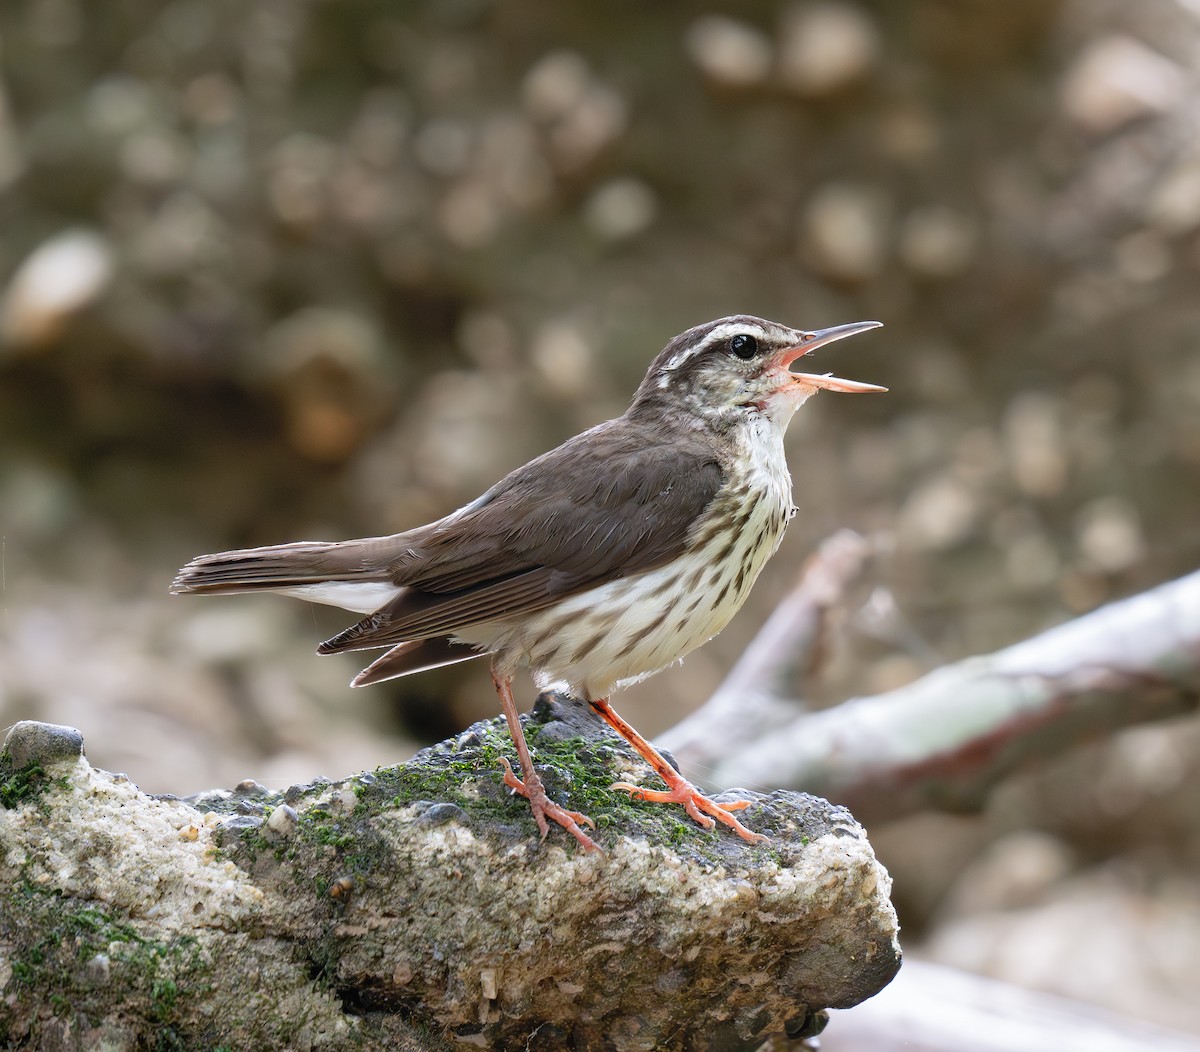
{"left": 661, "top": 320, "right": 775, "bottom": 374}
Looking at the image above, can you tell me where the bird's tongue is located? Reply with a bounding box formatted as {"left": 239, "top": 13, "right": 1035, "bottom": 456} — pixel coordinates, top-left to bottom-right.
{"left": 779, "top": 319, "right": 887, "bottom": 393}
{"left": 789, "top": 371, "right": 888, "bottom": 393}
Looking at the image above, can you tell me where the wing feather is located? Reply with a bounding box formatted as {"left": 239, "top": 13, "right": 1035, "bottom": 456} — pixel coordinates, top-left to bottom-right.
{"left": 320, "top": 417, "right": 723, "bottom": 653}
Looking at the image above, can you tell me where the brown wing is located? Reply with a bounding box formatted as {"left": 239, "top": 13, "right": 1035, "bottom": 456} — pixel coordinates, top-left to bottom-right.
{"left": 318, "top": 417, "right": 723, "bottom": 653}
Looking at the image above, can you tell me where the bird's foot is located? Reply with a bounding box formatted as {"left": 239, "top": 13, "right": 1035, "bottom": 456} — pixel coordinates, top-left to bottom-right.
{"left": 611, "top": 777, "right": 769, "bottom": 845}
{"left": 499, "top": 757, "right": 602, "bottom": 853}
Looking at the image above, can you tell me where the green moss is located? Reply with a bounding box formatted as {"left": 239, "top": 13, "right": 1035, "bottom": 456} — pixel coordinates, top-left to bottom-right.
{"left": 293, "top": 807, "right": 357, "bottom": 850}
{"left": 0, "top": 748, "right": 77, "bottom": 812}
{"left": 152, "top": 976, "right": 180, "bottom": 1016}
{"left": 211, "top": 787, "right": 397, "bottom": 902}
{"left": 221, "top": 703, "right": 776, "bottom": 890}
{"left": 237, "top": 825, "right": 273, "bottom": 860}
{"left": 3, "top": 884, "right": 206, "bottom": 1043}
{"left": 347, "top": 712, "right": 756, "bottom": 862}
{"left": 0, "top": 757, "right": 49, "bottom": 810}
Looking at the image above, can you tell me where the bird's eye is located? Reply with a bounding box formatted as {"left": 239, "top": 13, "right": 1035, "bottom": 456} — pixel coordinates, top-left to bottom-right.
{"left": 729, "top": 333, "right": 759, "bottom": 359}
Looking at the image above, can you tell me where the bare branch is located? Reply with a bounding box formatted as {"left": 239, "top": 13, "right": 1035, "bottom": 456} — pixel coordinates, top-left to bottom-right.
{"left": 823, "top": 960, "right": 1200, "bottom": 1052}
{"left": 669, "top": 565, "right": 1200, "bottom": 825}
{"left": 659, "top": 529, "right": 873, "bottom": 771}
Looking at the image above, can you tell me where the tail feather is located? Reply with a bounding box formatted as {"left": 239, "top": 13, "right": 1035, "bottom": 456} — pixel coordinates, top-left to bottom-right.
{"left": 350, "top": 637, "right": 485, "bottom": 687}
{"left": 171, "top": 540, "right": 385, "bottom": 595}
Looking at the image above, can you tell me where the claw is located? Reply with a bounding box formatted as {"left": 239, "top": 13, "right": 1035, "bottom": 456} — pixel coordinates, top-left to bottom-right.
{"left": 591, "top": 698, "right": 769, "bottom": 845}
{"left": 611, "top": 779, "right": 768, "bottom": 844}
{"left": 492, "top": 672, "right": 604, "bottom": 853}
{"left": 500, "top": 757, "right": 601, "bottom": 851}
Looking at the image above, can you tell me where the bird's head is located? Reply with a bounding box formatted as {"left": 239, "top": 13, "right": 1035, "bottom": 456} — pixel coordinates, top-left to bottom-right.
{"left": 631, "top": 315, "right": 885, "bottom": 431}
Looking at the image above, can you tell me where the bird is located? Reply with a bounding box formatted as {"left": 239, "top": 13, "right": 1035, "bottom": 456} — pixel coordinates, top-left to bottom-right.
{"left": 172, "top": 315, "right": 884, "bottom": 852}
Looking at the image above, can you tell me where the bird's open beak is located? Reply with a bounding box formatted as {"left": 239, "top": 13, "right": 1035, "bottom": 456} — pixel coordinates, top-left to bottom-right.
{"left": 779, "top": 320, "right": 887, "bottom": 393}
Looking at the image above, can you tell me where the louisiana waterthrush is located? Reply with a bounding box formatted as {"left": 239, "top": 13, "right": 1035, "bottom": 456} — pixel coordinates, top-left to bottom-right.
{"left": 173, "top": 315, "right": 884, "bottom": 851}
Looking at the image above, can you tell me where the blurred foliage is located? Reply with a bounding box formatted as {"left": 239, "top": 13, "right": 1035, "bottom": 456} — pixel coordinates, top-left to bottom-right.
{"left": 5, "top": 0, "right": 1200, "bottom": 741}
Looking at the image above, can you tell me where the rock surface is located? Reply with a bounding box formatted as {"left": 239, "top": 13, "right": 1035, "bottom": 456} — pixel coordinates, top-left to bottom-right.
{"left": 0, "top": 698, "right": 900, "bottom": 1050}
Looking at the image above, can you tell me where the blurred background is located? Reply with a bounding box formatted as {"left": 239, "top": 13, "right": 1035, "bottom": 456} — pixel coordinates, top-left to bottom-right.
{"left": 2, "top": 0, "right": 1199, "bottom": 1041}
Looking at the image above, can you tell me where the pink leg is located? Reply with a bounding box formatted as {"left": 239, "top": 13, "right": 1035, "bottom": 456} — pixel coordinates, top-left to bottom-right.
{"left": 492, "top": 669, "right": 601, "bottom": 853}
{"left": 591, "top": 698, "right": 768, "bottom": 844}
